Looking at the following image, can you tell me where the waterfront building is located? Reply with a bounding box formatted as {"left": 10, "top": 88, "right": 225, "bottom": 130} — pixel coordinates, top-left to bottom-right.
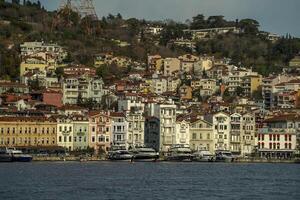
{"left": 189, "top": 117, "right": 214, "bottom": 153}
{"left": 210, "top": 112, "right": 231, "bottom": 151}
{"left": 72, "top": 115, "right": 89, "bottom": 151}
{"left": 175, "top": 118, "right": 190, "bottom": 147}
{"left": 144, "top": 117, "right": 160, "bottom": 151}
{"left": 257, "top": 114, "right": 300, "bottom": 158}
{"left": 126, "top": 111, "right": 145, "bottom": 149}
{"left": 89, "top": 111, "right": 112, "bottom": 153}
{"left": 151, "top": 103, "right": 177, "bottom": 152}
{"left": 0, "top": 116, "right": 57, "bottom": 148}
{"left": 111, "top": 112, "right": 127, "bottom": 148}
{"left": 56, "top": 116, "right": 74, "bottom": 151}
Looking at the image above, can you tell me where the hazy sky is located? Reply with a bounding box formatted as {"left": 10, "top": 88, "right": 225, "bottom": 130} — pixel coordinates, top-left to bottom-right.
{"left": 40, "top": 0, "right": 300, "bottom": 37}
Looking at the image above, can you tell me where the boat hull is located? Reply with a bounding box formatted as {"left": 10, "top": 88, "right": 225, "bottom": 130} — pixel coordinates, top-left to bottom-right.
{"left": 0, "top": 155, "right": 13, "bottom": 162}
{"left": 12, "top": 155, "right": 33, "bottom": 162}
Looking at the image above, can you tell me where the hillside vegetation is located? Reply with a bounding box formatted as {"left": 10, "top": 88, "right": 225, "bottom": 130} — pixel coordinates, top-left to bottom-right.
{"left": 0, "top": 1, "right": 300, "bottom": 79}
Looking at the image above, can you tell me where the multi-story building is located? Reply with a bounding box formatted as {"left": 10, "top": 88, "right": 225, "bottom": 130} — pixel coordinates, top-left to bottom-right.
{"left": 209, "top": 112, "right": 231, "bottom": 151}
{"left": 89, "top": 111, "right": 112, "bottom": 152}
{"left": 150, "top": 74, "right": 167, "bottom": 94}
{"left": 189, "top": 117, "right": 214, "bottom": 153}
{"left": 230, "top": 113, "right": 256, "bottom": 156}
{"left": 57, "top": 116, "right": 74, "bottom": 151}
{"left": 179, "top": 54, "right": 199, "bottom": 73}
{"left": 163, "top": 58, "right": 180, "bottom": 76}
{"left": 258, "top": 114, "right": 300, "bottom": 157}
{"left": 72, "top": 115, "right": 89, "bottom": 150}
{"left": 126, "top": 111, "right": 145, "bottom": 149}
{"left": 63, "top": 75, "right": 104, "bottom": 105}
{"left": 175, "top": 118, "right": 190, "bottom": 147}
{"left": 111, "top": 112, "right": 127, "bottom": 148}
{"left": 242, "top": 75, "right": 262, "bottom": 97}
{"left": 20, "top": 41, "right": 67, "bottom": 61}
{"left": 0, "top": 82, "right": 29, "bottom": 94}
{"left": 152, "top": 103, "right": 177, "bottom": 152}
{"left": 0, "top": 116, "right": 57, "bottom": 148}
{"left": 199, "top": 79, "right": 217, "bottom": 97}
{"left": 145, "top": 117, "right": 160, "bottom": 151}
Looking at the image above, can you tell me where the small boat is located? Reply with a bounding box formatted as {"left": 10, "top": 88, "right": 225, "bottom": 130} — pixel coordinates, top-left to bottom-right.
{"left": 192, "top": 150, "right": 214, "bottom": 162}
{"left": 7, "top": 148, "right": 33, "bottom": 162}
{"left": 130, "top": 146, "right": 159, "bottom": 161}
{"left": 215, "top": 150, "right": 234, "bottom": 162}
{"left": 165, "top": 144, "right": 192, "bottom": 162}
{"left": 0, "top": 147, "right": 13, "bottom": 162}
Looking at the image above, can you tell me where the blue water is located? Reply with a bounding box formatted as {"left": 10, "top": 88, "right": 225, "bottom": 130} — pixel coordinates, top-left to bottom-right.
{"left": 0, "top": 162, "right": 299, "bottom": 200}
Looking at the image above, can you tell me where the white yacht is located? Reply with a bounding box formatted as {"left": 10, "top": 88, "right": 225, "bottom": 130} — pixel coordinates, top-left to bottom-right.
{"left": 215, "top": 150, "right": 235, "bottom": 162}
{"left": 130, "top": 146, "right": 159, "bottom": 161}
{"left": 192, "top": 150, "right": 214, "bottom": 162}
{"left": 165, "top": 144, "right": 192, "bottom": 162}
{"left": 108, "top": 146, "right": 133, "bottom": 161}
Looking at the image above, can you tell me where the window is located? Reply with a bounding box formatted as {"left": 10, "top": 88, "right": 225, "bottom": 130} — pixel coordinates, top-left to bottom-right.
{"left": 69, "top": 136, "right": 72, "bottom": 142}
{"left": 59, "top": 136, "right": 62, "bottom": 142}
{"left": 92, "top": 136, "right": 95, "bottom": 143}
{"left": 192, "top": 133, "right": 196, "bottom": 140}
{"left": 207, "top": 133, "right": 210, "bottom": 140}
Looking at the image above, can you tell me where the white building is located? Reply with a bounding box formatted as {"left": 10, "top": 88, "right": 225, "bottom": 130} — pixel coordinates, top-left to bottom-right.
{"left": 63, "top": 76, "right": 104, "bottom": 105}
{"left": 211, "top": 112, "right": 231, "bottom": 151}
{"left": 111, "top": 112, "right": 128, "bottom": 148}
{"left": 175, "top": 119, "right": 190, "bottom": 147}
{"left": 57, "top": 117, "right": 74, "bottom": 151}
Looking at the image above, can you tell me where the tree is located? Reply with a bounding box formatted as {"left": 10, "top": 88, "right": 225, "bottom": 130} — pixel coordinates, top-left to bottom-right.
{"left": 190, "top": 14, "right": 206, "bottom": 29}
{"left": 239, "top": 19, "right": 260, "bottom": 35}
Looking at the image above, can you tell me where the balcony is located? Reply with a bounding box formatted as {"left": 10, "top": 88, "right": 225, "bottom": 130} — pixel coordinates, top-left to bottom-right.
{"left": 230, "top": 130, "right": 240, "bottom": 135}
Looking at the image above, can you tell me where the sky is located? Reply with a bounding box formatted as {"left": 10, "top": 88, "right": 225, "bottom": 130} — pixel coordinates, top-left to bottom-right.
{"left": 39, "top": 0, "right": 300, "bottom": 37}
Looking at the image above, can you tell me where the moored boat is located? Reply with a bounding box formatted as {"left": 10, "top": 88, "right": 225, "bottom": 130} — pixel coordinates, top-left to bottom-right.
{"left": 192, "top": 150, "right": 215, "bottom": 162}
{"left": 7, "top": 148, "right": 33, "bottom": 162}
{"left": 165, "top": 144, "right": 192, "bottom": 162}
{"left": 130, "top": 146, "right": 159, "bottom": 161}
{"left": 0, "top": 147, "right": 13, "bottom": 162}
{"left": 215, "top": 150, "right": 234, "bottom": 162}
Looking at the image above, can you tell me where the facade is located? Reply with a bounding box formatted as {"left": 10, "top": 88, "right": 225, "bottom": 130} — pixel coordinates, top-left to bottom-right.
{"left": 175, "top": 119, "right": 190, "bottom": 146}
{"left": 153, "top": 103, "right": 177, "bottom": 152}
{"left": 63, "top": 76, "right": 104, "bottom": 105}
{"left": 57, "top": 117, "right": 74, "bottom": 151}
{"left": 242, "top": 75, "right": 262, "bottom": 96}
{"left": 145, "top": 117, "right": 160, "bottom": 151}
{"left": 126, "top": 111, "right": 145, "bottom": 149}
{"left": 0, "top": 116, "right": 57, "bottom": 148}
{"left": 163, "top": 58, "right": 180, "bottom": 76}
{"left": 211, "top": 112, "right": 231, "bottom": 151}
{"left": 0, "top": 82, "right": 29, "bottom": 94}
{"left": 179, "top": 54, "right": 199, "bottom": 73}
{"left": 230, "top": 113, "right": 256, "bottom": 156}
{"left": 72, "top": 115, "right": 89, "bottom": 150}
{"left": 89, "top": 112, "right": 112, "bottom": 152}
{"left": 189, "top": 118, "right": 214, "bottom": 153}
{"left": 111, "top": 112, "right": 127, "bottom": 148}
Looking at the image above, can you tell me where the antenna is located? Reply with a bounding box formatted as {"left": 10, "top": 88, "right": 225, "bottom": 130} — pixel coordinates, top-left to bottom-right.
{"left": 58, "top": 0, "right": 98, "bottom": 19}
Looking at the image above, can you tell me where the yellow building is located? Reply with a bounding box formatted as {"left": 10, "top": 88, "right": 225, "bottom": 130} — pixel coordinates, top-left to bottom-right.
{"left": 20, "top": 53, "right": 57, "bottom": 77}
{"left": 0, "top": 116, "right": 57, "bottom": 148}
{"left": 242, "top": 75, "right": 262, "bottom": 96}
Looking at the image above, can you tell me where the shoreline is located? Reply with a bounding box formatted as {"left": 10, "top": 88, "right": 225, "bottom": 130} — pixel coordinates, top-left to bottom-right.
{"left": 30, "top": 156, "right": 300, "bottom": 164}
